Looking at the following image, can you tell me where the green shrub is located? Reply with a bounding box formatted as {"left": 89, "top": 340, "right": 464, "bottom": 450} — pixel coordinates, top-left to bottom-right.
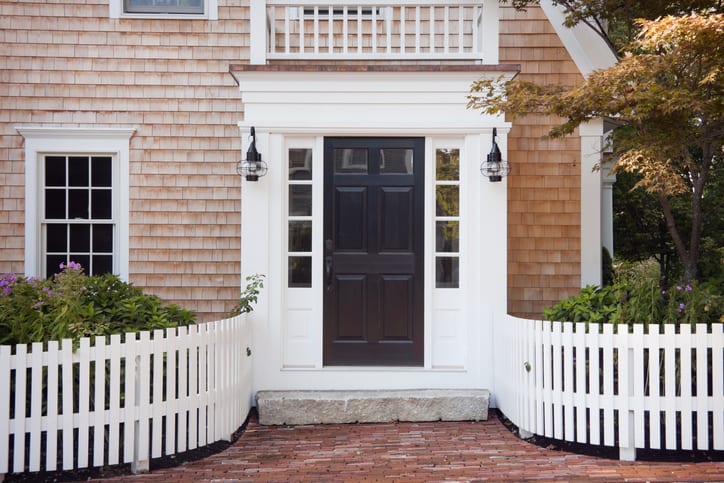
{"left": 227, "top": 274, "right": 265, "bottom": 317}
{"left": 0, "top": 262, "right": 195, "bottom": 346}
{"left": 544, "top": 261, "right": 722, "bottom": 327}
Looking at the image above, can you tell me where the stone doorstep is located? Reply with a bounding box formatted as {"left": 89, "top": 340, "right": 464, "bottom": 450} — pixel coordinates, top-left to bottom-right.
{"left": 256, "top": 389, "right": 490, "bottom": 425}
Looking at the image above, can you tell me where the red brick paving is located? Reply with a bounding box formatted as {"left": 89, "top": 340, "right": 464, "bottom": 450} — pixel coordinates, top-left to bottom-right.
{"left": 96, "top": 413, "right": 724, "bottom": 482}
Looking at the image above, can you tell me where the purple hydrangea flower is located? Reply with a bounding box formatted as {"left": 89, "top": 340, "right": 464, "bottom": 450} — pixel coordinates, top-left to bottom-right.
{"left": 685, "top": 284, "right": 693, "bottom": 292}
{"left": 678, "top": 303, "right": 686, "bottom": 313}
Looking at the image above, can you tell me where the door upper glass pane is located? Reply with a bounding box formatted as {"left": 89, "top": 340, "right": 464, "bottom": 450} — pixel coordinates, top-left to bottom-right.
{"left": 289, "top": 148, "right": 312, "bottom": 180}
{"left": 334, "top": 148, "right": 367, "bottom": 174}
{"left": 379, "top": 148, "right": 413, "bottom": 174}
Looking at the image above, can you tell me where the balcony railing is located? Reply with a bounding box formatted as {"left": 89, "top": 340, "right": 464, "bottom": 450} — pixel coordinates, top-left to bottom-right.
{"left": 249, "top": 1, "right": 500, "bottom": 64}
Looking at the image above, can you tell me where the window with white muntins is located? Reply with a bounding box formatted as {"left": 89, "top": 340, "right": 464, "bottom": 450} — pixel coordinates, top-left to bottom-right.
{"left": 109, "top": 0, "right": 217, "bottom": 19}
{"left": 16, "top": 127, "right": 134, "bottom": 280}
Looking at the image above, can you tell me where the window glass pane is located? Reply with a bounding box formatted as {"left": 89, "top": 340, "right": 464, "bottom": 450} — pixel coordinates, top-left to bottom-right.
{"left": 70, "top": 255, "right": 90, "bottom": 272}
{"left": 289, "top": 149, "right": 312, "bottom": 180}
{"left": 288, "top": 221, "right": 312, "bottom": 252}
{"left": 68, "top": 189, "right": 89, "bottom": 219}
{"left": 45, "top": 156, "right": 66, "bottom": 187}
{"left": 45, "top": 190, "right": 66, "bottom": 219}
{"left": 93, "top": 224, "right": 114, "bottom": 252}
{"left": 289, "top": 185, "right": 312, "bottom": 216}
{"left": 334, "top": 148, "right": 367, "bottom": 174}
{"left": 379, "top": 148, "right": 413, "bottom": 174}
{"left": 288, "top": 256, "right": 312, "bottom": 287}
{"left": 91, "top": 156, "right": 112, "bottom": 187}
{"left": 435, "top": 185, "right": 459, "bottom": 216}
{"left": 436, "top": 149, "right": 460, "bottom": 180}
{"left": 91, "top": 190, "right": 112, "bottom": 219}
{"left": 46, "top": 224, "right": 67, "bottom": 252}
{"left": 70, "top": 224, "right": 90, "bottom": 252}
{"left": 69, "top": 156, "right": 89, "bottom": 187}
{"left": 92, "top": 255, "right": 113, "bottom": 275}
{"left": 436, "top": 221, "right": 459, "bottom": 252}
{"left": 436, "top": 257, "right": 459, "bottom": 288}
{"left": 125, "top": 0, "right": 203, "bottom": 14}
{"left": 46, "top": 254, "right": 67, "bottom": 277}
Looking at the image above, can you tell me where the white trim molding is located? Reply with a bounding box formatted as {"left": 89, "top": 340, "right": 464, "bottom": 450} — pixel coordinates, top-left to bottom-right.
{"left": 578, "top": 119, "right": 604, "bottom": 287}
{"left": 539, "top": 0, "right": 617, "bottom": 78}
{"left": 15, "top": 126, "right": 135, "bottom": 280}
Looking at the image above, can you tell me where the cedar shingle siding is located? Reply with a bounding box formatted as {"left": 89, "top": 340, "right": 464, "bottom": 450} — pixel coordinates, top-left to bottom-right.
{"left": 1, "top": 2, "right": 583, "bottom": 320}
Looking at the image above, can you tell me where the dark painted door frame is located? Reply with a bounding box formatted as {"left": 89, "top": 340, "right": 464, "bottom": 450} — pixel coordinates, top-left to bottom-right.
{"left": 323, "top": 137, "right": 425, "bottom": 366}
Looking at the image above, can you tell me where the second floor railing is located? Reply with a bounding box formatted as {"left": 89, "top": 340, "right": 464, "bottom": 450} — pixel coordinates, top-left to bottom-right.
{"left": 250, "top": 1, "right": 500, "bottom": 63}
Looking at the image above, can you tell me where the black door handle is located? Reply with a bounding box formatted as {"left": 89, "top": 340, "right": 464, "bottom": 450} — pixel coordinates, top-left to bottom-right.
{"left": 325, "top": 256, "right": 333, "bottom": 292}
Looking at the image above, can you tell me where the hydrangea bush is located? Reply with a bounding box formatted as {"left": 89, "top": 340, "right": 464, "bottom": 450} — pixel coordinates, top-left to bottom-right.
{"left": 0, "top": 263, "right": 195, "bottom": 346}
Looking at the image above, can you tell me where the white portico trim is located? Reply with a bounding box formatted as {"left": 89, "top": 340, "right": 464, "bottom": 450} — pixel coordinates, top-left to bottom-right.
{"left": 231, "top": 65, "right": 517, "bottom": 394}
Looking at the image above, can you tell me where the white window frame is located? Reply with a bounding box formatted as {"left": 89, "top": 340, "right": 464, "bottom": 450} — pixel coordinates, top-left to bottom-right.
{"left": 109, "top": 0, "right": 218, "bottom": 19}
{"left": 16, "top": 127, "right": 135, "bottom": 280}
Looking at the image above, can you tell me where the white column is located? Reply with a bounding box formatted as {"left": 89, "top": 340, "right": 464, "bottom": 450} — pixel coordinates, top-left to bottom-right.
{"left": 480, "top": 0, "right": 500, "bottom": 64}
{"left": 579, "top": 119, "right": 603, "bottom": 286}
{"left": 250, "top": 1, "right": 268, "bottom": 65}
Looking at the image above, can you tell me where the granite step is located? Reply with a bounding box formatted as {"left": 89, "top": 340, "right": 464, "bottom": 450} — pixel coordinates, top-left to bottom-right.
{"left": 255, "top": 389, "right": 490, "bottom": 425}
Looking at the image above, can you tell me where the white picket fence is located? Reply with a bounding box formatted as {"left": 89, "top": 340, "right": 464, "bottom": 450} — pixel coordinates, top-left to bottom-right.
{"left": 0, "top": 314, "right": 252, "bottom": 476}
{"left": 495, "top": 317, "right": 724, "bottom": 460}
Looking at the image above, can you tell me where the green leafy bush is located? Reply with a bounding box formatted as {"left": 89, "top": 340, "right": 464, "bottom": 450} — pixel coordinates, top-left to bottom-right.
{"left": 544, "top": 261, "right": 722, "bottom": 327}
{"left": 0, "top": 262, "right": 195, "bottom": 346}
{"left": 227, "top": 274, "right": 265, "bottom": 317}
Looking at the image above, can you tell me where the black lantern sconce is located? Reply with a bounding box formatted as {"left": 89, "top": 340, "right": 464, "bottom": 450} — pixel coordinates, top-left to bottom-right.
{"left": 480, "top": 128, "right": 510, "bottom": 182}
{"left": 236, "top": 127, "right": 268, "bottom": 181}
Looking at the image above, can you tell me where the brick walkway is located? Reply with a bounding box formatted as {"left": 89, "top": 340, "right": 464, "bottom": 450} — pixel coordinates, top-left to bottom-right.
{"left": 96, "top": 412, "right": 724, "bottom": 482}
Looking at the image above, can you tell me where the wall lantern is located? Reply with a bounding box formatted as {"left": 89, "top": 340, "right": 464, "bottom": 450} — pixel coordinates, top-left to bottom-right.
{"left": 480, "top": 128, "right": 510, "bottom": 182}
{"left": 236, "top": 126, "right": 268, "bottom": 181}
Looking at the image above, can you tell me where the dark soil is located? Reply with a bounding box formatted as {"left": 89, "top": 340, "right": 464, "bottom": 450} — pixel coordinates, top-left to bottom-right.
{"left": 495, "top": 409, "right": 724, "bottom": 463}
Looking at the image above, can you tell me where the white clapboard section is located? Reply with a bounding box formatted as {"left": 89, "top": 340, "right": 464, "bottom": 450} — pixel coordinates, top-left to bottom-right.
{"left": 0, "top": 314, "right": 252, "bottom": 475}
{"left": 496, "top": 317, "right": 724, "bottom": 460}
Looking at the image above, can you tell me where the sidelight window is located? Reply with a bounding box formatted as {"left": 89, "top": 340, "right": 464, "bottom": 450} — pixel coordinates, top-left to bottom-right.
{"left": 434, "top": 148, "right": 460, "bottom": 288}
{"left": 288, "top": 148, "right": 313, "bottom": 287}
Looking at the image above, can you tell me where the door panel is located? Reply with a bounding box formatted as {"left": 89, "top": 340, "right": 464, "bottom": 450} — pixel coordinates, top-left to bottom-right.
{"left": 324, "top": 137, "right": 424, "bottom": 366}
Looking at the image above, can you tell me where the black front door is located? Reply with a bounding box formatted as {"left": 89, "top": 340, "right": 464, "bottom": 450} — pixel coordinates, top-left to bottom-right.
{"left": 323, "top": 137, "right": 424, "bottom": 366}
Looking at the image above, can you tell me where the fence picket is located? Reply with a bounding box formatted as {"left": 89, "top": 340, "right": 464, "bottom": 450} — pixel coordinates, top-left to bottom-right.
{"left": 13, "top": 344, "right": 27, "bottom": 473}
{"left": 108, "top": 334, "right": 121, "bottom": 466}
{"left": 151, "top": 329, "right": 165, "bottom": 459}
{"left": 679, "top": 324, "right": 693, "bottom": 450}
{"left": 663, "top": 324, "right": 677, "bottom": 449}
{"left": 574, "top": 323, "right": 586, "bottom": 443}
{"left": 588, "top": 324, "right": 601, "bottom": 445}
{"left": 0, "top": 345, "right": 10, "bottom": 474}
{"left": 712, "top": 324, "right": 724, "bottom": 449}
{"left": 187, "top": 324, "right": 199, "bottom": 450}
{"left": 649, "top": 327, "right": 662, "bottom": 449}
{"left": 632, "top": 325, "right": 645, "bottom": 449}
{"left": 177, "top": 326, "right": 189, "bottom": 453}
{"left": 122, "top": 333, "right": 137, "bottom": 465}
{"left": 542, "top": 320, "right": 553, "bottom": 438}
{"left": 46, "top": 341, "right": 59, "bottom": 471}
{"left": 135, "top": 331, "right": 151, "bottom": 469}
{"left": 601, "top": 324, "right": 614, "bottom": 446}
{"left": 60, "top": 339, "right": 74, "bottom": 470}
{"left": 29, "top": 343, "right": 43, "bottom": 472}
{"left": 93, "top": 336, "right": 106, "bottom": 467}
{"left": 694, "top": 324, "right": 709, "bottom": 450}
{"left": 165, "top": 328, "right": 178, "bottom": 456}
{"left": 77, "top": 338, "right": 91, "bottom": 468}
{"left": 562, "top": 323, "right": 574, "bottom": 441}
